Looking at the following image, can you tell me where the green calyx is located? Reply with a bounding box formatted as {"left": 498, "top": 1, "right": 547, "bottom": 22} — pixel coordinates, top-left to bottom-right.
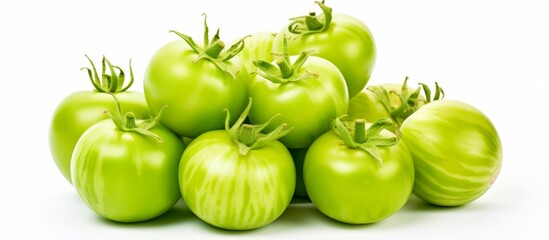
{"left": 368, "top": 76, "right": 445, "bottom": 126}
{"left": 252, "top": 38, "right": 317, "bottom": 83}
{"left": 170, "top": 14, "right": 249, "bottom": 78}
{"left": 81, "top": 55, "right": 135, "bottom": 93}
{"left": 288, "top": 0, "right": 333, "bottom": 34}
{"left": 333, "top": 116, "right": 401, "bottom": 167}
{"left": 225, "top": 98, "right": 292, "bottom": 155}
{"left": 106, "top": 94, "right": 165, "bottom": 143}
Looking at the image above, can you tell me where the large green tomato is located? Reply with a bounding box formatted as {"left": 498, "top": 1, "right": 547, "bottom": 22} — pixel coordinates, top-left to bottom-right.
{"left": 71, "top": 109, "right": 185, "bottom": 222}
{"left": 49, "top": 56, "right": 150, "bottom": 183}
{"left": 179, "top": 102, "right": 295, "bottom": 230}
{"left": 304, "top": 118, "right": 414, "bottom": 224}
{"left": 273, "top": 1, "right": 376, "bottom": 98}
{"left": 144, "top": 19, "right": 249, "bottom": 138}
{"left": 401, "top": 100, "right": 502, "bottom": 206}
{"left": 249, "top": 52, "right": 348, "bottom": 149}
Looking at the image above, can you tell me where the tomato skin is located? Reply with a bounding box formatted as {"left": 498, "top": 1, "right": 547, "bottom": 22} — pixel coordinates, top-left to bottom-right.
{"left": 347, "top": 88, "right": 390, "bottom": 123}
{"left": 179, "top": 130, "right": 295, "bottom": 230}
{"left": 401, "top": 100, "right": 502, "bottom": 206}
{"left": 144, "top": 40, "right": 248, "bottom": 138}
{"left": 248, "top": 56, "right": 348, "bottom": 148}
{"left": 304, "top": 130, "right": 414, "bottom": 224}
{"left": 49, "top": 91, "right": 150, "bottom": 183}
{"left": 237, "top": 32, "right": 277, "bottom": 74}
{"left": 274, "top": 13, "right": 376, "bottom": 98}
{"left": 71, "top": 119, "right": 185, "bottom": 222}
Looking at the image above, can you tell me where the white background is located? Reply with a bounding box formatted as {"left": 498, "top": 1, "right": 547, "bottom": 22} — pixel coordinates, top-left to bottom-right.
{"left": 0, "top": 0, "right": 546, "bottom": 239}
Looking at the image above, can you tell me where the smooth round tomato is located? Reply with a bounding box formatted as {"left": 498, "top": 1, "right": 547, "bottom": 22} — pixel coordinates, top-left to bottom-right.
{"left": 273, "top": 1, "right": 376, "bottom": 98}
{"left": 179, "top": 102, "right": 295, "bottom": 230}
{"left": 49, "top": 56, "right": 150, "bottom": 183}
{"left": 304, "top": 118, "right": 414, "bottom": 224}
{"left": 249, "top": 54, "right": 348, "bottom": 148}
{"left": 401, "top": 99, "right": 502, "bottom": 206}
{"left": 144, "top": 20, "right": 249, "bottom": 138}
{"left": 71, "top": 113, "right": 185, "bottom": 222}
{"left": 237, "top": 32, "right": 277, "bottom": 74}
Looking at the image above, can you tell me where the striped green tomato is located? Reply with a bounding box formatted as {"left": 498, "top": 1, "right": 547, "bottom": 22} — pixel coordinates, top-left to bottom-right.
{"left": 178, "top": 100, "right": 295, "bottom": 230}
{"left": 401, "top": 100, "right": 502, "bottom": 206}
{"left": 71, "top": 97, "right": 184, "bottom": 223}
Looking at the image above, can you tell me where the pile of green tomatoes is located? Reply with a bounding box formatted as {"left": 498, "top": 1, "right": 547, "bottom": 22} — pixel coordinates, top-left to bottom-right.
{"left": 49, "top": 1, "right": 502, "bottom": 230}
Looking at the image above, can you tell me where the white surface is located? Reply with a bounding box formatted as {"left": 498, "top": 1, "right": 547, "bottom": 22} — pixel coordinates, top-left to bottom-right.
{"left": 0, "top": 0, "right": 546, "bottom": 239}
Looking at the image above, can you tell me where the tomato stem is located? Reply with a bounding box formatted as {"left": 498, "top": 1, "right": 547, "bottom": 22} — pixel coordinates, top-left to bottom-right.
{"left": 105, "top": 94, "right": 164, "bottom": 143}
{"left": 104, "top": 57, "right": 120, "bottom": 93}
{"left": 368, "top": 77, "right": 445, "bottom": 126}
{"left": 125, "top": 112, "right": 137, "bottom": 129}
{"left": 169, "top": 14, "right": 248, "bottom": 78}
{"left": 205, "top": 41, "right": 225, "bottom": 58}
{"left": 332, "top": 116, "right": 401, "bottom": 167}
{"left": 305, "top": 12, "right": 323, "bottom": 31}
{"left": 276, "top": 58, "right": 293, "bottom": 78}
{"left": 226, "top": 98, "right": 292, "bottom": 155}
{"left": 419, "top": 82, "right": 445, "bottom": 103}
{"left": 239, "top": 124, "right": 256, "bottom": 146}
{"left": 81, "top": 55, "right": 134, "bottom": 93}
{"left": 354, "top": 119, "right": 366, "bottom": 144}
{"left": 254, "top": 38, "right": 317, "bottom": 84}
{"left": 288, "top": 1, "right": 333, "bottom": 34}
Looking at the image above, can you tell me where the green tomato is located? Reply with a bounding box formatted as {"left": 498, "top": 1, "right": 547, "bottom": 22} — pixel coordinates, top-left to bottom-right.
{"left": 179, "top": 102, "right": 295, "bottom": 230}
{"left": 401, "top": 99, "right": 502, "bottom": 206}
{"left": 273, "top": 1, "right": 376, "bottom": 98}
{"left": 49, "top": 56, "right": 150, "bottom": 183}
{"left": 237, "top": 32, "right": 277, "bottom": 74}
{"left": 144, "top": 19, "right": 249, "bottom": 138}
{"left": 71, "top": 112, "right": 185, "bottom": 222}
{"left": 304, "top": 118, "right": 414, "bottom": 224}
{"left": 249, "top": 54, "right": 348, "bottom": 148}
{"left": 347, "top": 88, "right": 390, "bottom": 123}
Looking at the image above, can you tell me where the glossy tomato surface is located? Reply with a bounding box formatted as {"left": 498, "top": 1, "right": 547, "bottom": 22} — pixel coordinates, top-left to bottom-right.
{"left": 248, "top": 55, "right": 348, "bottom": 148}
{"left": 237, "top": 32, "right": 277, "bottom": 74}
{"left": 274, "top": 13, "right": 376, "bottom": 98}
{"left": 71, "top": 120, "right": 185, "bottom": 222}
{"left": 347, "top": 88, "right": 390, "bottom": 123}
{"left": 179, "top": 130, "right": 295, "bottom": 230}
{"left": 49, "top": 91, "right": 149, "bottom": 183}
{"left": 304, "top": 129, "right": 414, "bottom": 224}
{"left": 401, "top": 99, "right": 503, "bottom": 206}
{"left": 144, "top": 40, "right": 248, "bottom": 138}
